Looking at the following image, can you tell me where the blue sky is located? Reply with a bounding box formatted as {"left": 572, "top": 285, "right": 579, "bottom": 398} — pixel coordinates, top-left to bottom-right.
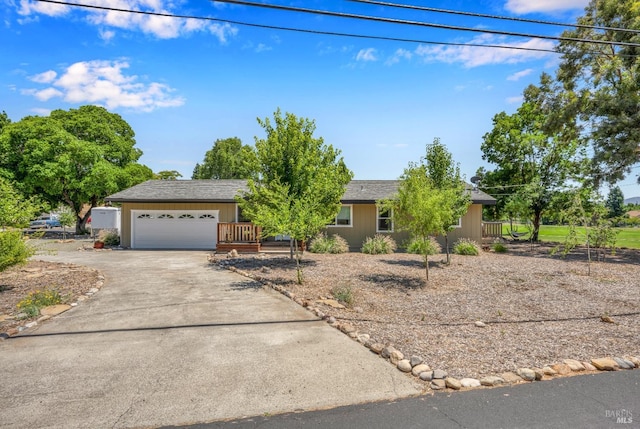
{"left": 2, "top": 0, "right": 639, "bottom": 199}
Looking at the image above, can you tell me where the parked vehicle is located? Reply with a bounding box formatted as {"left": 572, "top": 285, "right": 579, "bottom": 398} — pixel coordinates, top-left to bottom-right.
{"left": 29, "top": 215, "right": 62, "bottom": 229}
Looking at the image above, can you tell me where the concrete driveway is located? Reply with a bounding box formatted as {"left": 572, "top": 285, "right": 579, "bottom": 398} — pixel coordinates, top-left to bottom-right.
{"left": 0, "top": 248, "right": 421, "bottom": 429}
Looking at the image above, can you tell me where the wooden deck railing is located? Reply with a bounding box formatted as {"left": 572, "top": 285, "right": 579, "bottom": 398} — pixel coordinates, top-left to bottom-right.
{"left": 482, "top": 221, "right": 503, "bottom": 238}
{"left": 217, "top": 222, "right": 262, "bottom": 244}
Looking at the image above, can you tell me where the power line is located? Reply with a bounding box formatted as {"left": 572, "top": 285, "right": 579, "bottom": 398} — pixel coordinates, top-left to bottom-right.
{"left": 349, "top": 0, "right": 640, "bottom": 35}
{"left": 215, "top": 0, "right": 640, "bottom": 48}
{"left": 33, "top": 0, "right": 559, "bottom": 54}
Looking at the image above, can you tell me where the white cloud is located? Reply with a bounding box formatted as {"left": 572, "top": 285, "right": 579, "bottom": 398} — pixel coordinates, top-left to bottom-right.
{"left": 29, "top": 70, "right": 57, "bottom": 84}
{"left": 385, "top": 48, "right": 412, "bottom": 66}
{"left": 255, "top": 43, "right": 272, "bottom": 53}
{"left": 415, "top": 34, "right": 555, "bottom": 68}
{"left": 506, "top": 95, "right": 524, "bottom": 104}
{"left": 22, "top": 60, "right": 185, "bottom": 112}
{"left": 16, "top": 0, "right": 238, "bottom": 42}
{"left": 505, "top": 0, "right": 589, "bottom": 14}
{"left": 507, "top": 68, "right": 534, "bottom": 81}
{"left": 18, "top": 0, "right": 69, "bottom": 17}
{"left": 356, "top": 48, "right": 378, "bottom": 62}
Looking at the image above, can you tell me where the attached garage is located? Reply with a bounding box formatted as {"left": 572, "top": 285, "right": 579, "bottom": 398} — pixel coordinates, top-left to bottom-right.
{"left": 131, "top": 210, "right": 219, "bottom": 249}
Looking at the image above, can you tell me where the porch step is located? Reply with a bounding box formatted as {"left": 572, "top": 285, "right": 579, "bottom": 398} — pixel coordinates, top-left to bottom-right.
{"left": 216, "top": 242, "right": 261, "bottom": 253}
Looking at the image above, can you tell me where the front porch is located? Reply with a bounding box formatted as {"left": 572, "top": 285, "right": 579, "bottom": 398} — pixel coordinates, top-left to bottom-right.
{"left": 216, "top": 223, "right": 262, "bottom": 253}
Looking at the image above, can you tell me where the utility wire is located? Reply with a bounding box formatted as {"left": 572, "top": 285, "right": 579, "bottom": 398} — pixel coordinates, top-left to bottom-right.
{"left": 34, "top": 0, "right": 558, "bottom": 54}
{"left": 349, "top": 0, "right": 640, "bottom": 35}
{"left": 214, "top": 0, "right": 640, "bottom": 48}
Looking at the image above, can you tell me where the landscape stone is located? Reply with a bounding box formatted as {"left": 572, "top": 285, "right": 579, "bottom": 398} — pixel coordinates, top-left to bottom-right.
{"left": 317, "top": 299, "right": 346, "bottom": 309}
{"left": 563, "top": 359, "right": 585, "bottom": 371}
{"left": 37, "top": 315, "right": 51, "bottom": 323}
{"left": 480, "top": 376, "right": 504, "bottom": 387}
{"left": 339, "top": 323, "right": 356, "bottom": 334}
{"left": 40, "top": 304, "right": 72, "bottom": 317}
{"left": 89, "top": 287, "right": 99, "bottom": 294}
{"left": 0, "top": 314, "right": 12, "bottom": 322}
{"left": 474, "top": 321, "right": 486, "bottom": 328}
{"left": 626, "top": 356, "right": 640, "bottom": 368}
{"left": 381, "top": 346, "right": 396, "bottom": 359}
{"left": 460, "top": 378, "right": 481, "bottom": 388}
{"left": 369, "top": 343, "right": 385, "bottom": 354}
{"left": 432, "top": 369, "right": 448, "bottom": 379}
{"left": 430, "top": 379, "right": 446, "bottom": 390}
{"left": 516, "top": 368, "right": 536, "bottom": 381}
{"left": 501, "top": 372, "right": 523, "bottom": 383}
{"left": 25, "top": 321, "right": 37, "bottom": 328}
{"left": 327, "top": 316, "right": 337, "bottom": 324}
{"left": 613, "top": 357, "right": 634, "bottom": 370}
{"left": 419, "top": 371, "right": 434, "bottom": 381}
{"left": 591, "top": 358, "right": 619, "bottom": 371}
{"left": 397, "top": 359, "right": 412, "bottom": 373}
{"left": 390, "top": 350, "right": 404, "bottom": 365}
{"left": 445, "top": 377, "right": 462, "bottom": 390}
{"left": 533, "top": 368, "right": 544, "bottom": 380}
{"left": 551, "top": 363, "right": 572, "bottom": 375}
{"left": 410, "top": 356, "right": 423, "bottom": 367}
{"left": 542, "top": 366, "right": 557, "bottom": 376}
{"left": 582, "top": 362, "right": 597, "bottom": 371}
{"left": 357, "top": 334, "right": 370, "bottom": 344}
{"left": 412, "top": 364, "right": 431, "bottom": 377}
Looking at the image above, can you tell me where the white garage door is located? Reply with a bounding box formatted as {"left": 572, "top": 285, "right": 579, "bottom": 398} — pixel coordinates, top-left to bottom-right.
{"left": 131, "top": 210, "right": 219, "bottom": 249}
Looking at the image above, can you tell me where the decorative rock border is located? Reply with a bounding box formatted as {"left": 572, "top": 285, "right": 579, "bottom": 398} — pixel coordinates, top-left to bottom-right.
{"left": 220, "top": 255, "right": 640, "bottom": 391}
{"left": 0, "top": 275, "right": 106, "bottom": 339}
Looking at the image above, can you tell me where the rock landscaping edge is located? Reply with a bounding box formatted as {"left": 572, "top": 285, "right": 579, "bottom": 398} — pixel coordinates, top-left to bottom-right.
{"left": 216, "top": 255, "right": 640, "bottom": 393}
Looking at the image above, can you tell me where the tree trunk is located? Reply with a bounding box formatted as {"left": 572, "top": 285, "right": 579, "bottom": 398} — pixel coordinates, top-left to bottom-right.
{"left": 531, "top": 210, "right": 542, "bottom": 242}
{"left": 444, "top": 234, "right": 451, "bottom": 265}
{"left": 424, "top": 253, "right": 429, "bottom": 282}
{"left": 294, "top": 238, "right": 304, "bottom": 284}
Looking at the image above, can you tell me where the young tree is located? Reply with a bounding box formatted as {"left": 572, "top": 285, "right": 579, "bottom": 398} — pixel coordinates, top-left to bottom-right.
{"left": 480, "top": 74, "right": 584, "bottom": 241}
{"left": 0, "top": 106, "right": 153, "bottom": 233}
{"left": 192, "top": 137, "right": 256, "bottom": 179}
{"left": 557, "top": 0, "right": 640, "bottom": 186}
{"left": 606, "top": 186, "right": 625, "bottom": 218}
{"left": 237, "top": 109, "right": 353, "bottom": 284}
{"left": 424, "top": 138, "right": 471, "bottom": 263}
{"left": 389, "top": 164, "right": 445, "bottom": 281}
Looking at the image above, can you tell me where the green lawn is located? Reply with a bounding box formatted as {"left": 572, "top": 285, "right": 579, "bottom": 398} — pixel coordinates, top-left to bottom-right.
{"left": 500, "top": 223, "right": 640, "bottom": 249}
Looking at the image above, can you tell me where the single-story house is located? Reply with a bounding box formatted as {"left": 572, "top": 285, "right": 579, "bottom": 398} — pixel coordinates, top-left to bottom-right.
{"left": 105, "top": 179, "right": 496, "bottom": 251}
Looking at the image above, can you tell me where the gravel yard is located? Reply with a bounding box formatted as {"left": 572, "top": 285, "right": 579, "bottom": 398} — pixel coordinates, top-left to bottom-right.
{"left": 215, "top": 243, "right": 640, "bottom": 380}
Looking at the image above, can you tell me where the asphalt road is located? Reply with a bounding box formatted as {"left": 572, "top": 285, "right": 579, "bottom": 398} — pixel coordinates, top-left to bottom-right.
{"left": 164, "top": 370, "right": 640, "bottom": 429}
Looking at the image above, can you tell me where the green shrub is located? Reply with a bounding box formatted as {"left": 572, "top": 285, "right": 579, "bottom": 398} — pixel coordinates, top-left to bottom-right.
{"left": 492, "top": 242, "right": 508, "bottom": 253}
{"left": 0, "top": 231, "right": 35, "bottom": 272}
{"left": 17, "top": 288, "right": 62, "bottom": 318}
{"left": 309, "top": 233, "right": 349, "bottom": 254}
{"left": 453, "top": 238, "right": 480, "bottom": 256}
{"left": 406, "top": 236, "right": 441, "bottom": 256}
{"left": 361, "top": 234, "right": 397, "bottom": 254}
{"left": 331, "top": 283, "right": 355, "bottom": 307}
{"left": 99, "top": 231, "right": 120, "bottom": 246}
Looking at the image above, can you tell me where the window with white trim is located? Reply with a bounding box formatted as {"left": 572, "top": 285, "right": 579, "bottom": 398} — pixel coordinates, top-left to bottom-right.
{"left": 328, "top": 205, "right": 352, "bottom": 227}
{"left": 377, "top": 207, "right": 393, "bottom": 232}
{"left": 452, "top": 217, "right": 462, "bottom": 228}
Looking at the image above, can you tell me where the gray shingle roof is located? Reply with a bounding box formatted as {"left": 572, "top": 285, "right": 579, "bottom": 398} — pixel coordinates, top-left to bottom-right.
{"left": 106, "top": 179, "right": 496, "bottom": 205}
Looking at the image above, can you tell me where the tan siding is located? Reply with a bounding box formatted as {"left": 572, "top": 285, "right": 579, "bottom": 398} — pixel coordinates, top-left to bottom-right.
{"left": 322, "top": 204, "right": 409, "bottom": 251}
{"left": 119, "top": 202, "right": 238, "bottom": 248}
{"left": 436, "top": 204, "right": 483, "bottom": 249}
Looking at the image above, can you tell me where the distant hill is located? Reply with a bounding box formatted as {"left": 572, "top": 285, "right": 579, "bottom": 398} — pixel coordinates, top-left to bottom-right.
{"left": 625, "top": 197, "right": 640, "bottom": 205}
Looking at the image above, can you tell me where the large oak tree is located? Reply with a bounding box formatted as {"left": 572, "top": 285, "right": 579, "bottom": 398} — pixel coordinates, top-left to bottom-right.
{"left": 0, "top": 106, "right": 153, "bottom": 233}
